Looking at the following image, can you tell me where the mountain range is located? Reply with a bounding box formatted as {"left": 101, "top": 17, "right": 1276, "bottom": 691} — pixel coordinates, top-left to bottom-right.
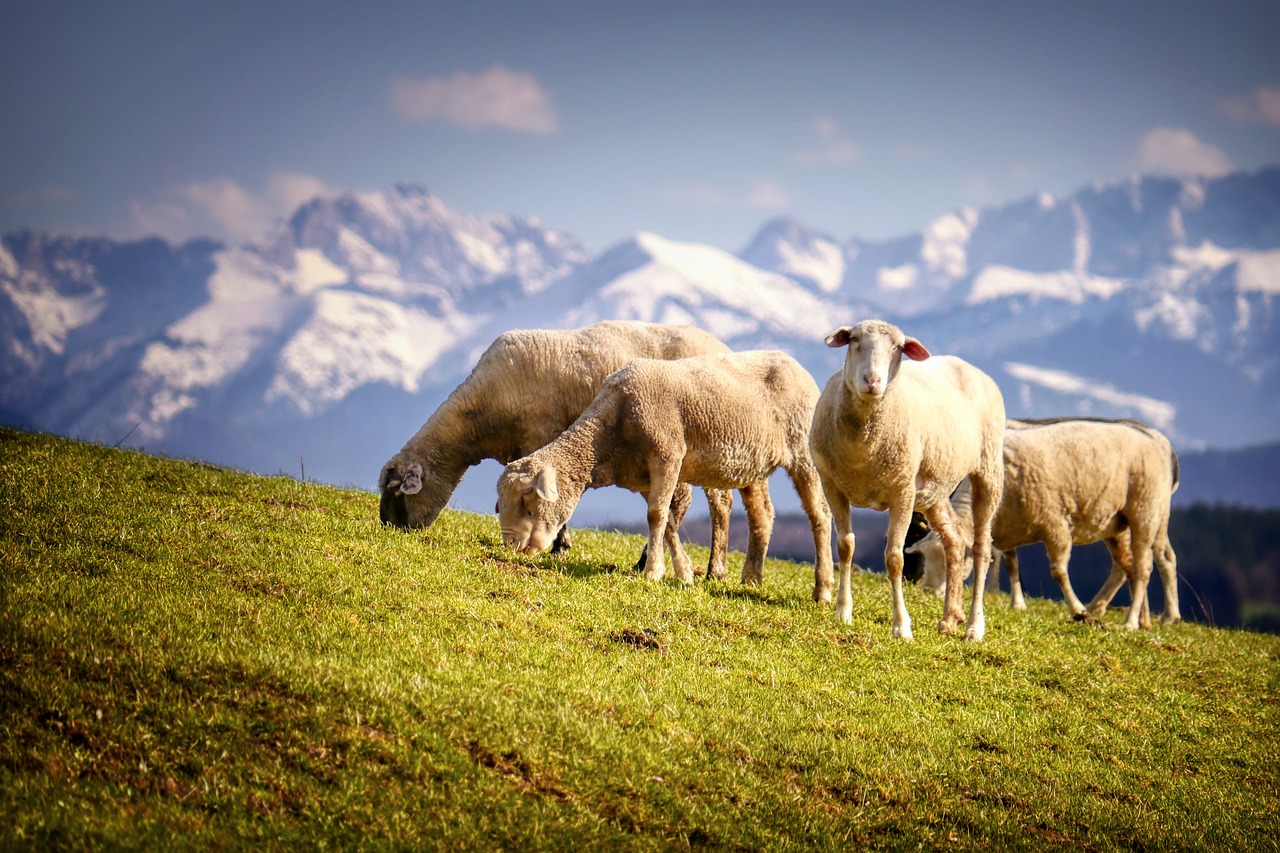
{"left": 3, "top": 169, "right": 1278, "bottom": 518}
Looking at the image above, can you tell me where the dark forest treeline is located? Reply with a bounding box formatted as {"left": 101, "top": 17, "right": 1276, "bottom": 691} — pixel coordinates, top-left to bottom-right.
{"left": 673, "top": 504, "right": 1280, "bottom": 634}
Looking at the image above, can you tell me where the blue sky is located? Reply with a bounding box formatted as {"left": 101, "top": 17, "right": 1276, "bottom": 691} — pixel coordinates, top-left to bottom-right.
{"left": 3, "top": 0, "right": 1278, "bottom": 253}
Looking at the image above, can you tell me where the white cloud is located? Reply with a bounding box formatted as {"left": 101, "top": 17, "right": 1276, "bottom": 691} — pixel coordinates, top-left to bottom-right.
{"left": 390, "top": 65, "right": 558, "bottom": 134}
{"left": 130, "top": 172, "right": 331, "bottom": 244}
{"left": 1218, "top": 85, "right": 1280, "bottom": 126}
{"left": 794, "top": 115, "right": 861, "bottom": 166}
{"left": 1133, "top": 127, "right": 1234, "bottom": 178}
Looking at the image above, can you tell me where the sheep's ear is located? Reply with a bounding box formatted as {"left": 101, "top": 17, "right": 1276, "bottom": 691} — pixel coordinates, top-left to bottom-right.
{"left": 902, "top": 338, "right": 931, "bottom": 361}
{"left": 399, "top": 463, "right": 423, "bottom": 495}
{"left": 825, "top": 327, "right": 854, "bottom": 348}
{"left": 533, "top": 467, "right": 559, "bottom": 503}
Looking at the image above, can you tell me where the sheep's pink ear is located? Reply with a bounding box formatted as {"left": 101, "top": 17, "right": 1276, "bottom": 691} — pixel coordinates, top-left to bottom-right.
{"left": 902, "top": 338, "right": 931, "bottom": 361}
{"left": 825, "top": 327, "right": 854, "bottom": 348}
{"left": 533, "top": 467, "right": 559, "bottom": 503}
{"left": 399, "top": 463, "right": 423, "bottom": 495}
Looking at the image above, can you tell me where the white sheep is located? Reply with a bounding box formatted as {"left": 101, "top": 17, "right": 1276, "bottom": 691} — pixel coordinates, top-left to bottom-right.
{"left": 809, "top": 320, "right": 1006, "bottom": 641}
{"left": 379, "top": 321, "right": 756, "bottom": 577}
{"left": 495, "top": 350, "right": 834, "bottom": 598}
{"left": 908, "top": 417, "right": 1180, "bottom": 630}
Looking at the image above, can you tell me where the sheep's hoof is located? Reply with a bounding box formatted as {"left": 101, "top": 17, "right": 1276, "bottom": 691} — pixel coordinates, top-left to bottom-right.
{"left": 813, "top": 586, "right": 833, "bottom": 604}
{"left": 937, "top": 618, "right": 959, "bottom": 635}
{"left": 893, "top": 626, "right": 915, "bottom": 642}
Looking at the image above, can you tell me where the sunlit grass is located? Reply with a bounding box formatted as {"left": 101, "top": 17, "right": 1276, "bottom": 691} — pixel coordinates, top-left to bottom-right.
{"left": 2, "top": 426, "right": 1278, "bottom": 849}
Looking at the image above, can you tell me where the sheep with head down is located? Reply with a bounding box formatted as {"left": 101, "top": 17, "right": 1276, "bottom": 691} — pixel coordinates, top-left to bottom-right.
{"left": 379, "top": 321, "right": 763, "bottom": 577}
{"left": 908, "top": 416, "right": 1181, "bottom": 630}
{"left": 496, "top": 349, "right": 834, "bottom": 597}
{"left": 810, "top": 319, "right": 1005, "bottom": 641}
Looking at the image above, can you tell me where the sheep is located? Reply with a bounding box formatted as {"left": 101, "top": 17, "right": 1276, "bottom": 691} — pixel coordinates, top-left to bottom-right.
{"left": 495, "top": 350, "right": 834, "bottom": 598}
{"left": 905, "top": 501, "right": 1003, "bottom": 599}
{"left": 809, "top": 319, "right": 1005, "bottom": 641}
{"left": 905, "top": 417, "right": 1181, "bottom": 630}
{"left": 379, "top": 321, "right": 758, "bottom": 578}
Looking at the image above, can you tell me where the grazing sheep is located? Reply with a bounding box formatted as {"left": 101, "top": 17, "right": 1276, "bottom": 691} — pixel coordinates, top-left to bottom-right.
{"left": 810, "top": 320, "right": 1005, "bottom": 641}
{"left": 379, "top": 321, "right": 753, "bottom": 577}
{"left": 496, "top": 350, "right": 834, "bottom": 598}
{"left": 906, "top": 417, "right": 1180, "bottom": 630}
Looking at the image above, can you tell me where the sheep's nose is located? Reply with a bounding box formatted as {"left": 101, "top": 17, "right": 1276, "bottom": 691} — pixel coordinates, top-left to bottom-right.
{"left": 859, "top": 373, "right": 883, "bottom": 395}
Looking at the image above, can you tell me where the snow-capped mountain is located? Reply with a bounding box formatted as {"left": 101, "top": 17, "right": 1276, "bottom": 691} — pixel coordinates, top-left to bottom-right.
{"left": 2, "top": 170, "right": 1278, "bottom": 513}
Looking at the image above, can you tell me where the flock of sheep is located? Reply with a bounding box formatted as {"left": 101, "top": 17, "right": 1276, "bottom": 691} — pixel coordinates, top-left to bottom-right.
{"left": 379, "top": 320, "right": 1181, "bottom": 642}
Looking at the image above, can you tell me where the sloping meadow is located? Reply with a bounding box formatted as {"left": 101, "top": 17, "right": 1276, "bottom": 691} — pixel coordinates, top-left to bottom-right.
{"left": 2, "top": 427, "right": 1277, "bottom": 849}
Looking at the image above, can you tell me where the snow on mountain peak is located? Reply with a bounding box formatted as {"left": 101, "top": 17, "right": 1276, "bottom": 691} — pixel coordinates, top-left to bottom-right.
{"left": 560, "top": 231, "right": 839, "bottom": 342}
{"left": 737, "top": 217, "right": 846, "bottom": 294}
{"left": 920, "top": 208, "right": 978, "bottom": 278}
{"left": 281, "top": 184, "right": 587, "bottom": 299}
{"left": 967, "top": 265, "right": 1125, "bottom": 305}
{"left": 1235, "top": 248, "right": 1280, "bottom": 295}
{"left": 267, "top": 290, "right": 478, "bottom": 416}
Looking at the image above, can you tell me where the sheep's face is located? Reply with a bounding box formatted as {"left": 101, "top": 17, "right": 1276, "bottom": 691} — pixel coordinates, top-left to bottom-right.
{"left": 496, "top": 463, "right": 572, "bottom": 555}
{"left": 904, "top": 532, "right": 949, "bottom": 594}
{"left": 826, "top": 320, "right": 930, "bottom": 401}
{"left": 379, "top": 455, "right": 451, "bottom": 529}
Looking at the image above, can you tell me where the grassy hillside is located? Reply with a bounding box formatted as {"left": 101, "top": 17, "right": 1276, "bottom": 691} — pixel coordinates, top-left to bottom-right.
{"left": 2, "top": 427, "right": 1278, "bottom": 850}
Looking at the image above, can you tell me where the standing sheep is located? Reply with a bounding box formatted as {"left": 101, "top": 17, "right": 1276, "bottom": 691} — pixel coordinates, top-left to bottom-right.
{"left": 906, "top": 417, "right": 1181, "bottom": 630}
{"left": 495, "top": 350, "right": 834, "bottom": 598}
{"left": 810, "top": 320, "right": 1005, "bottom": 641}
{"left": 379, "top": 321, "right": 762, "bottom": 577}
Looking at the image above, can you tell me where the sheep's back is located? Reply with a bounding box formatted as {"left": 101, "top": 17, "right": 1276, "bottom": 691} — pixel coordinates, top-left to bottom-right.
{"left": 1000, "top": 420, "right": 1175, "bottom": 545}
{"left": 615, "top": 351, "right": 817, "bottom": 486}
{"left": 472, "top": 322, "right": 732, "bottom": 436}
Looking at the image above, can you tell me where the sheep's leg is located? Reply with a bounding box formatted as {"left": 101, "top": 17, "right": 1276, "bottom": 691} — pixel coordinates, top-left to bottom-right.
{"left": 641, "top": 459, "right": 684, "bottom": 584}
{"left": 631, "top": 483, "right": 695, "bottom": 574}
{"left": 787, "top": 460, "right": 834, "bottom": 603}
{"left": 1004, "top": 549, "right": 1028, "bottom": 611}
{"left": 965, "top": 474, "right": 1001, "bottom": 642}
{"left": 1121, "top": 526, "right": 1156, "bottom": 631}
{"left": 1087, "top": 534, "right": 1132, "bottom": 616}
{"left": 885, "top": 499, "right": 917, "bottom": 641}
{"left": 705, "top": 488, "right": 733, "bottom": 580}
{"left": 824, "top": 486, "right": 856, "bottom": 625}
{"left": 739, "top": 482, "right": 774, "bottom": 586}
{"left": 923, "top": 501, "right": 964, "bottom": 637}
{"left": 1154, "top": 526, "right": 1181, "bottom": 624}
{"left": 664, "top": 482, "right": 696, "bottom": 585}
{"left": 1045, "top": 535, "right": 1087, "bottom": 616}
{"left": 987, "top": 551, "right": 1002, "bottom": 594}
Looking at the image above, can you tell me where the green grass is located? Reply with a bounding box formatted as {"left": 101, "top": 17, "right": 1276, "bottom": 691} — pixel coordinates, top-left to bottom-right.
{"left": 2, "top": 426, "right": 1278, "bottom": 850}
